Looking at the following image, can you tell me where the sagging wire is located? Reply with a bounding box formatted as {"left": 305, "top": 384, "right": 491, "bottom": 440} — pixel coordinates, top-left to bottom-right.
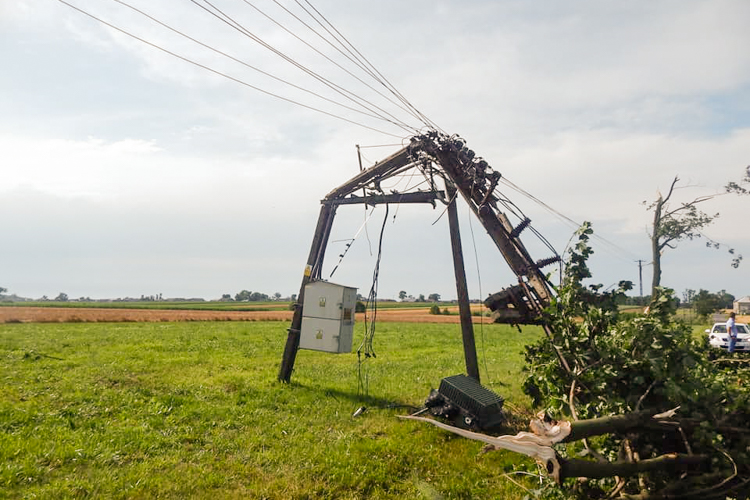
{"left": 466, "top": 205, "right": 491, "bottom": 384}
{"left": 109, "top": 0, "right": 400, "bottom": 126}
{"left": 296, "top": 0, "right": 441, "bottom": 131}
{"left": 491, "top": 184, "right": 563, "bottom": 285}
{"left": 357, "top": 204, "right": 389, "bottom": 397}
{"left": 390, "top": 163, "right": 431, "bottom": 221}
{"left": 430, "top": 188, "right": 459, "bottom": 226}
{"left": 329, "top": 207, "right": 376, "bottom": 278}
{"left": 499, "top": 176, "right": 639, "bottom": 264}
{"left": 270, "top": 0, "right": 430, "bottom": 131}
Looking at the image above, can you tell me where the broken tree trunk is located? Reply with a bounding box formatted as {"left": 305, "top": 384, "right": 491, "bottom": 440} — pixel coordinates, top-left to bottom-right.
{"left": 400, "top": 408, "right": 708, "bottom": 484}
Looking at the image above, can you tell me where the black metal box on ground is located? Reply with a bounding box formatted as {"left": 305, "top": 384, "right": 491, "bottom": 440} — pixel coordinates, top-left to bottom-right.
{"left": 437, "top": 374, "right": 505, "bottom": 430}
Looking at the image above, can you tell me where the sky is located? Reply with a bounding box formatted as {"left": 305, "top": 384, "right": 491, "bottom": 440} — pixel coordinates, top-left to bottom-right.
{"left": 1, "top": 0, "right": 749, "bottom": 302}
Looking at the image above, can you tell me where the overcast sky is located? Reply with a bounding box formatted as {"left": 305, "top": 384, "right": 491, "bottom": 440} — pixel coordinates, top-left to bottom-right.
{"left": 2, "top": 0, "right": 748, "bottom": 302}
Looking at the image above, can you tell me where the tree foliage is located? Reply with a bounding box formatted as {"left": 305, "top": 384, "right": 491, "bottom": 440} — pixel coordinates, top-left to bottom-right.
{"left": 646, "top": 170, "right": 749, "bottom": 296}
{"left": 692, "top": 289, "right": 735, "bottom": 318}
{"left": 724, "top": 165, "right": 750, "bottom": 195}
{"left": 646, "top": 177, "right": 718, "bottom": 296}
{"left": 234, "top": 290, "right": 270, "bottom": 302}
{"left": 692, "top": 289, "right": 721, "bottom": 318}
{"left": 523, "top": 223, "right": 750, "bottom": 499}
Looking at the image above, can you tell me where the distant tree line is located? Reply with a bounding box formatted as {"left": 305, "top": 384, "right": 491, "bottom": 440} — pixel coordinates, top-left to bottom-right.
{"left": 398, "top": 291, "right": 441, "bottom": 302}
{"left": 611, "top": 289, "right": 736, "bottom": 319}
{"left": 681, "top": 288, "right": 735, "bottom": 317}
{"left": 222, "top": 290, "right": 284, "bottom": 302}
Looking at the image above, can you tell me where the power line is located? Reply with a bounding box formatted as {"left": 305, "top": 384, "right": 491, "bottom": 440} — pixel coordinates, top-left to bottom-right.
{"left": 297, "top": 0, "right": 441, "bottom": 132}
{"left": 109, "top": 0, "right": 402, "bottom": 125}
{"left": 240, "top": 0, "right": 427, "bottom": 129}
{"left": 355, "top": 143, "right": 404, "bottom": 149}
{"left": 286, "top": 0, "right": 420, "bottom": 118}
{"left": 498, "top": 176, "right": 639, "bottom": 263}
{"left": 190, "top": 0, "right": 418, "bottom": 134}
{"left": 55, "top": 0, "right": 408, "bottom": 138}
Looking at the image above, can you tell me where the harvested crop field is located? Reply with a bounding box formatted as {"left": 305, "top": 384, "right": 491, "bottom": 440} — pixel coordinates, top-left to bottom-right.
{"left": 0, "top": 306, "right": 482, "bottom": 324}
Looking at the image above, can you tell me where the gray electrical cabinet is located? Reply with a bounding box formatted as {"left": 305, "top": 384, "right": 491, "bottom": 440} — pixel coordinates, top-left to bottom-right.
{"left": 299, "top": 281, "right": 357, "bottom": 353}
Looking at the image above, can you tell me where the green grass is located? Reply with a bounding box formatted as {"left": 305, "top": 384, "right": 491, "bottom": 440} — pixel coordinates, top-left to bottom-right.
{"left": 0, "top": 321, "right": 543, "bottom": 499}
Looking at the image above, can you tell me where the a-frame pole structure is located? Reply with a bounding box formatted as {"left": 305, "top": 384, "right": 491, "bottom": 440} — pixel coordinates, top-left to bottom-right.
{"left": 279, "top": 132, "right": 558, "bottom": 383}
{"left": 279, "top": 145, "right": 481, "bottom": 383}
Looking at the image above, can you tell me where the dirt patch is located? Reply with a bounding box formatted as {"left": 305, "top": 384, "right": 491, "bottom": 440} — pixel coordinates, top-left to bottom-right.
{"left": 3, "top": 307, "right": 746, "bottom": 326}
{"left": 0, "top": 306, "right": 479, "bottom": 324}
{"left": 0, "top": 307, "right": 291, "bottom": 323}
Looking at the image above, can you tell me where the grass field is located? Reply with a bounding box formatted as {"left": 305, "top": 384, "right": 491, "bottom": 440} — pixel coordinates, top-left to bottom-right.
{"left": 1, "top": 320, "right": 544, "bottom": 499}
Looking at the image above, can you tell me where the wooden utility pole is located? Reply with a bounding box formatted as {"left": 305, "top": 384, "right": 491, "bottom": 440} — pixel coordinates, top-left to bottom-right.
{"left": 278, "top": 203, "right": 337, "bottom": 382}
{"left": 279, "top": 132, "right": 556, "bottom": 383}
{"left": 637, "top": 259, "right": 644, "bottom": 300}
{"left": 446, "top": 185, "right": 480, "bottom": 382}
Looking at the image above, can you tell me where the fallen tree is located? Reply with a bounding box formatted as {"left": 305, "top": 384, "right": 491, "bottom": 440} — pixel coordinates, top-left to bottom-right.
{"left": 402, "top": 407, "right": 711, "bottom": 485}
{"left": 405, "top": 224, "right": 750, "bottom": 499}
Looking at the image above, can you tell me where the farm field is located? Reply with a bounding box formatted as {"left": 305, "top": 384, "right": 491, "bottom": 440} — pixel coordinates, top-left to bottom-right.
{"left": 0, "top": 301, "right": 293, "bottom": 312}
{"left": 0, "top": 320, "right": 542, "bottom": 499}
{"left": 0, "top": 300, "right": 469, "bottom": 312}
{"left": 0, "top": 304, "right": 487, "bottom": 324}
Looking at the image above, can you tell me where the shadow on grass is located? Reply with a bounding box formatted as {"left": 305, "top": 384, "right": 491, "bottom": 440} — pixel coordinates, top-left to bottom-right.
{"left": 284, "top": 380, "right": 423, "bottom": 413}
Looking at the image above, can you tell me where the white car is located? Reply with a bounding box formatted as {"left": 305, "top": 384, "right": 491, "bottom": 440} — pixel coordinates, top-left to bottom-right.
{"left": 705, "top": 322, "right": 750, "bottom": 352}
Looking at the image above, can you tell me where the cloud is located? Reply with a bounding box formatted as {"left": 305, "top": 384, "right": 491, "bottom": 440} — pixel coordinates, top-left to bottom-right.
{"left": 3, "top": 0, "right": 749, "bottom": 300}
{"left": 502, "top": 127, "right": 750, "bottom": 238}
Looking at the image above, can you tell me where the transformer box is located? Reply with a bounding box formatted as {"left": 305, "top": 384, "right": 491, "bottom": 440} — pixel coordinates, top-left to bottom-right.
{"left": 299, "top": 281, "right": 357, "bottom": 353}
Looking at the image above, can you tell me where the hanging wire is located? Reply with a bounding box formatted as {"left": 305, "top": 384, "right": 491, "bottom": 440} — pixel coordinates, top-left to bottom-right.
{"left": 466, "top": 204, "right": 491, "bottom": 383}
{"left": 357, "top": 204, "right": 389, "bottom": 397}
{"left": 431, "top": 188, "right": 460, "bottom": 226}
{"left": 328, "top": 207, "right": 376, "bottom": 278}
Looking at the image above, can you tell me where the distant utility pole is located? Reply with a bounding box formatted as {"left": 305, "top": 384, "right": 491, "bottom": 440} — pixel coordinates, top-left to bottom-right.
{"left": 637, "top": 260, "right": 644, "bottom": 300}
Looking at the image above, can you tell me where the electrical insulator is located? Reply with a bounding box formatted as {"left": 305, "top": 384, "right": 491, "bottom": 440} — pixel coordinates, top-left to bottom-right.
{"left": 536, "top": 256, "right": 562, "bottom": 268}
{"left": 510, "top": 217, "right": 532, "bottom": 238}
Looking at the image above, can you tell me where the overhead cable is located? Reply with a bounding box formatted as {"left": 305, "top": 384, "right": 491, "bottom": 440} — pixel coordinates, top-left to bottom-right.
{"left": 190, "top": 0, "right": 419, "bottom": 135}
{"left": 297, "top": 0, "right": 442, "bottom": 132}
{"left": 241, "top": 0, "right": 426, "bottom": 129}
{"left": 109, "top": 0, "right": 402, "bottom": 125}
{"left": 499, "top": 177, "right": 639, "bottom": 262}
{"left": 274, "top": 0, "right": 427, "bottom": 126}
{"left": 55, "top": 0, "right": 407, "bottom": 138}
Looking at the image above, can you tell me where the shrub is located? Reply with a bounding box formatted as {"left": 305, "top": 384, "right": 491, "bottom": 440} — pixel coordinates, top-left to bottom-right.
{"left": 523, "top": 223, "right": 750, "bottom": 499}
